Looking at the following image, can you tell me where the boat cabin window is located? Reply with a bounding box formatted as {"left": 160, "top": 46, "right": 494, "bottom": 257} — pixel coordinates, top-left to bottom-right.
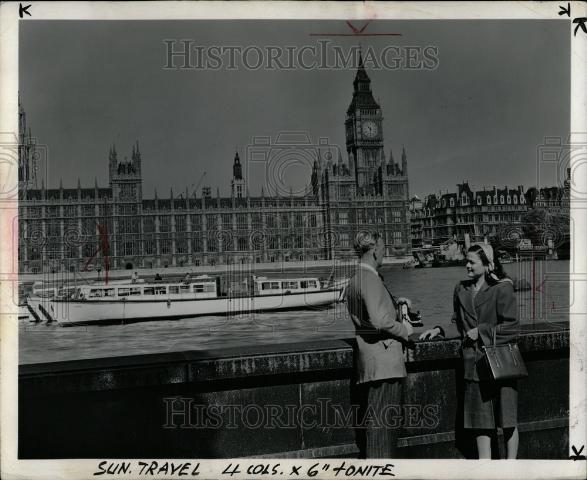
{"left": 90, "top": 288, "right": 115, "bottom": 297}
{"left": 169, "top": 286, "right": 180, "bottom": 294}
{"left": 282, "top": 281, "right": 299, "bottom": 290}
{"left": 300, "top": 281, "right": 308, "bottom": 289}
{"left": 143, "top": 287, "right": 155, "bottom": 296}
{"left": 155, "top": 286, "right": 167, "bottom": 295}
{"left": 57, "top": 287, "right": 76, "bottom": 298}
{"left": 194, "top": 283, "right": 215, "bottom": 293}
{"left": 308, "top": 280, "right": 318, "bottom": 288}
{"left": 180, "top": 285, "right": 190, "bottom": 293}
{"left": 36, "top": 287, "right": 56, "bottom": 297}
{"left": 117, "top": 287, "right": 141, "bottom": 297}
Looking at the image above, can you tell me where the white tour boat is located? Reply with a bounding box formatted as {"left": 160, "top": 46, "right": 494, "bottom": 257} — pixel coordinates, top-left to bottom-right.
{"left": 28, "top": 275, "right": 348, "bottom": 326}
{"left": 25, "top": 280, "right": 142, "bottom": 322}
{"left": 25, "top": 283, "right": 79, "bottom": 322}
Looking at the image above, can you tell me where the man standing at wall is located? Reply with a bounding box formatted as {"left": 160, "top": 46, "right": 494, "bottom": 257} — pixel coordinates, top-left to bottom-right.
{"left": 345, "top": 231, "right": 413, "bottom": 458}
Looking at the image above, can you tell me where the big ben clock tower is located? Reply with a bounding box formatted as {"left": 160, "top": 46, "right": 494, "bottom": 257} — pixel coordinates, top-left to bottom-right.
{"left": 345, "top": 54, "right": 385, "bottom": 196}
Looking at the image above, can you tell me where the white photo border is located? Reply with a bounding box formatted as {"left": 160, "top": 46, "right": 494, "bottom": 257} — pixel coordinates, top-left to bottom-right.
{"left": 1, "top": 2, "right": 586, "bottom": 479}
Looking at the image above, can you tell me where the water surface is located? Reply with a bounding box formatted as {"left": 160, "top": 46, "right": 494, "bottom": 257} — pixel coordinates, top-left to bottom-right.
{"left": 19, "top": 260, "right": 569, "bottom": 364}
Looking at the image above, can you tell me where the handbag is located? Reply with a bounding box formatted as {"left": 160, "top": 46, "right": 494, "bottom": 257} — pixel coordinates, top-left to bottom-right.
{"left": 480, "top": 326, "right": 528, "bottom": 381}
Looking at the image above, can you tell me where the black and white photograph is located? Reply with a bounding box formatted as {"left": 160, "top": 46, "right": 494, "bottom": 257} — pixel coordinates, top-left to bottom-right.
{"left": 1, "top": 2, "right": 586, "bottom": 479}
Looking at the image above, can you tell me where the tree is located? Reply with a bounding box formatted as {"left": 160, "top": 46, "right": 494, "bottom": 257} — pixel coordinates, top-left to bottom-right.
{"left": 521, "top": 208, "right": 569, "bottom": 247}
{"left": 524, "top": 187, "right": 538, "bottom": 209}
{"left": 521, "top": 208, "right": 547, "bottom": 245}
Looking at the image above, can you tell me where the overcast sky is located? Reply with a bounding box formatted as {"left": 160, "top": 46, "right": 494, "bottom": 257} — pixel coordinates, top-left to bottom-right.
{"left": 19, "top": 20, "right": 570, "bottom": 198}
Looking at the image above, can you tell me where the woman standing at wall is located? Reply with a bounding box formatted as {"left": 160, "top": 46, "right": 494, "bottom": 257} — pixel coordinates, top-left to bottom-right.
{"left": 420, "top": 243, "right": 521, "bottom": 459}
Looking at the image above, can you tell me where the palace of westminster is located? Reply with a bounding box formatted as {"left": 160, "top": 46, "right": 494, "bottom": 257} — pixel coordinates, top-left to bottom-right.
{"left": 18, "top": 59, "right": 413, "bottom": 274}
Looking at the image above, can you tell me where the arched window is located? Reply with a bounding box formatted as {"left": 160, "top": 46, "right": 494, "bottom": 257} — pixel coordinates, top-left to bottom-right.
{"left": 477, "top": 196, "right": 482, "bottom": 205}
{"left": 442, "top": 199, "right": 446, "bottom": 207}
{"left": 520, "top": 195, "right": 525, "bottom": 204}
{"left": 507, "top": 195, "right": 511, "bottom": 204}
{"left": 486, "top": 196, "right": 492, "bottom": 205}
{"left": 513, "top": 195, "right": 518, "bottom": 204}
{"left": 500, "top": 195, "right": 505, "bottom": 204}
{"left": 450, "top": 198, "right": 455, "bottom": 207}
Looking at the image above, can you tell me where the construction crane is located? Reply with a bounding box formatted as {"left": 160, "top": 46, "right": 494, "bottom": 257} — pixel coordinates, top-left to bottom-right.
{"left": 189, "top": 171, "right": 207, "bottom": 197}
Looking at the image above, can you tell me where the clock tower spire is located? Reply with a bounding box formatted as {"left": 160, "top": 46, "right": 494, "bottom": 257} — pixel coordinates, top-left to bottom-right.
{"left": 345, "top": 53, "right": 384, "bottom": 196}
{"left": 231, "top": 150, "right": 245, "bottom": 199}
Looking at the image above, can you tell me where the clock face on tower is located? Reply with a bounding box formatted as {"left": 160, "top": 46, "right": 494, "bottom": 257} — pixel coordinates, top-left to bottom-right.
{"left": 362, "top": 120, "right": 378, "bottom": 138}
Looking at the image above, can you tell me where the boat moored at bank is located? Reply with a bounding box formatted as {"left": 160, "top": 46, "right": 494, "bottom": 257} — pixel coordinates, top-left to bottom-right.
{"left": 30, "top": 275, "right": 349, "bottom": 326}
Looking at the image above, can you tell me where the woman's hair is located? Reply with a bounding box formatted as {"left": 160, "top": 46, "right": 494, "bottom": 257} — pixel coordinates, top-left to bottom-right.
{"left": 467, "top": 244, "right": 507, "bottom": 284}
{"left": 353, "top": 231, "right": 382, "bottom": 258}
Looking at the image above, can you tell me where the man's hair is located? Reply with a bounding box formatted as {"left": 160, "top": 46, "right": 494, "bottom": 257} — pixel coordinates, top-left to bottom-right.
{"left": 353, "top": 231, "right": 382, "bottom": 258}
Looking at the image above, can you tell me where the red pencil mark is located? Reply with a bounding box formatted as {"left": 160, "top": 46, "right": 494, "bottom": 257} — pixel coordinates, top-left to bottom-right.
{"left": 535, "top": 278, "right": 546, "bottom": 292}
{"left": 346, "top": 20, "right": 371, "bottom": 34}
{"left": 309, "top": 33, "right": 402, "bottom": 37}
{"left": 531, "top": 254, "right": 536, "bottom": 320}
{"left": 310, "top": 19, "right": 401, "bottom": 36}
{"left": 83, "top": 223, "right": 110, "bottom": 285}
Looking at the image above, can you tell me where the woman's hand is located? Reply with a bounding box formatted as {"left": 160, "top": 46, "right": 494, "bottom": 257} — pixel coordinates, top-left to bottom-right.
{"left": 419, "top": 327, "right": 442, "bottom": 340}
{"left": 466, "top": 327, "right": 479, "bottom": 341}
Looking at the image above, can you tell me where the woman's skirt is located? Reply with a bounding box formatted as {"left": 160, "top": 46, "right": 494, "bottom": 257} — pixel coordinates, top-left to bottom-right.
{"left": 463, "top": 379, "right": 518, "bottom": 430}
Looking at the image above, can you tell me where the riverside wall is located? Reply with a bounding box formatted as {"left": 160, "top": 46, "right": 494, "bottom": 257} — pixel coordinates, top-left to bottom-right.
{"left": 19, "top": 322, "right": 569, "bottom": 459}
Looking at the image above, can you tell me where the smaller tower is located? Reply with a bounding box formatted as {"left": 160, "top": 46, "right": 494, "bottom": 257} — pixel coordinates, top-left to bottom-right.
{"left": 387, "top": 149, "right": 395, "bottom": 176}
{"left": 337, "top": 150, "right": 344, "bottom": 173}
{"left": 311, "top": 160, "right": 320, "bottom": 197}
{"left": 231, "top": 150, "right": 245, "bottom": 199}
{"left": 18, "top": 99, "right": 34, "bottom": 189}
{"left": 132, "top": 140, "right": 142, "bottom": 175}
{"left": 109, "top": 143, "right": 142, "bottom": 202}
{"left": 108, "top": 145, "right": 118, "bottom": 183}
{"left": 326, "top": 151, "right": 333, "bottom": 175}
{"left": 401, "top": 145, "right": 408, "bottom": 177}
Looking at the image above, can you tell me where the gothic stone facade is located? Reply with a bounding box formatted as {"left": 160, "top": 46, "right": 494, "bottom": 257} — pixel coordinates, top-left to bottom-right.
{"left": 409, "top": 169, "right": 571, "bottom": 249}
{"left": 410, "top": 183, "right": 528, "bottom": 247}
{"left": 18, "top": 60, "right": 411, "bottom": 274}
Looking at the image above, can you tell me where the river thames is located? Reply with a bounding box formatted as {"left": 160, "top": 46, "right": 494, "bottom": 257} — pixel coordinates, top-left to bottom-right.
{"left": 19, "top": 260, "right": 569, "bottom": 365}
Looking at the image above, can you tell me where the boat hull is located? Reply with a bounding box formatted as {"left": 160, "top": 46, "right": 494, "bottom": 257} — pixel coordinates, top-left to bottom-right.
{"left": 25, "top": 296, "right": 51, "bottom": 323}
{"left": 18, "top": 305, "right": 30, "bottom": 320}
{"left": 41, "top": 288, "right": 345, "bottom": 326}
